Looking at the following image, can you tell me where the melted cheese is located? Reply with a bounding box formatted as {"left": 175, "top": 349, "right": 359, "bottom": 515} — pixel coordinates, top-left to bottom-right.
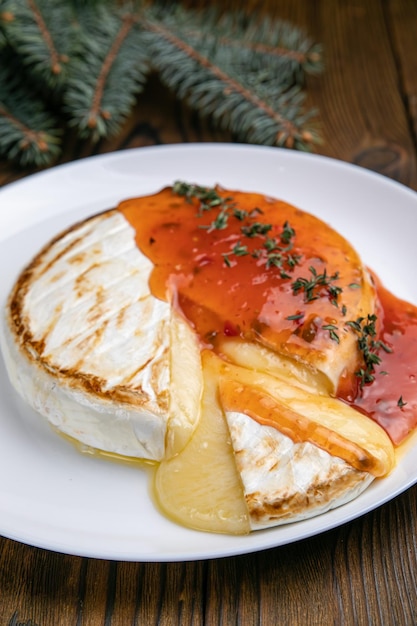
{"left": 217, "top": 358, "right": 395, "bottom": 477}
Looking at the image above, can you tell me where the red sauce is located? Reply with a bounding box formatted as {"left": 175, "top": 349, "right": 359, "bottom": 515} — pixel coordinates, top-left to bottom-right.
{"left": 347, "top": 276, "right": 417, "bottom": 445}
{"left": 119, "top": 187, "right": 367, "bottom": 350}
{"left": 119, "top": 185, "right": 417, "bottom": 446}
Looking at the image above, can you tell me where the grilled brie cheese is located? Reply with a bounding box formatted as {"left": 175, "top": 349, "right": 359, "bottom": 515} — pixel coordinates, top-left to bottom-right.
{"left": 1, "top": 183, "right": 402, "bottom": 535}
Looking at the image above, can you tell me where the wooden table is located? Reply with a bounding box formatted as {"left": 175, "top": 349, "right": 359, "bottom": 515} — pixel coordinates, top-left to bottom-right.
{"left": 1, "top": 1, "right": 417, "bottom": 624}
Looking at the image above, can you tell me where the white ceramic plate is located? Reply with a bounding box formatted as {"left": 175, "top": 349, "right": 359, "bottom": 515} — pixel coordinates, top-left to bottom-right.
{"left": 1, "top": 143, "right": 416, "bottom": 562}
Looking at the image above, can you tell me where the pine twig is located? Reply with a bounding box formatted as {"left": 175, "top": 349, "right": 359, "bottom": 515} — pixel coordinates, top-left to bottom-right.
{"left": 0, "top": 61, "right": 61, "bottom": 167}
{"left": 144, "top": 7, "right": 320, "bottom": 150}
{"left": 178, "top": 10, "right": 323, "bottom": 80}
{"left": 64, "top": 3, "right": 150, "bottom": 140}
{"left": 2, "top": 0, "right": 76, "bottom": 90}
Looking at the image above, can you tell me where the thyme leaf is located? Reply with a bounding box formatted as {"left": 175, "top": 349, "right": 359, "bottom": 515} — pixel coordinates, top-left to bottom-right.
{"left": 286, "top": 313, "right": 304, "bottom": 321}
{"left": 232, "top": 241, "right": 249, "bottom": 256}
{"left": 222, "top": 253, "right": 232, "bottom": 267}
{"left": 322, "top": 323, "right": 340, "bottom": 343}
{"left": 398, "top": 396, "right": 407, "bottom": 408}
{"left": 280, "top": 221, "right": 296, "bottom": 244}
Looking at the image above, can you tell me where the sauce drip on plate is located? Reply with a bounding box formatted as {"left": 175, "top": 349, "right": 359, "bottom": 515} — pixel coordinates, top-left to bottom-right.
{"left": 347, "top": 276, "right": 417, "bottom": 445}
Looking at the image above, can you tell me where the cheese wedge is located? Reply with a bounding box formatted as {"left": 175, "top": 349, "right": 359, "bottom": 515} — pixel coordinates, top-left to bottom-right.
{"left": 155, "top": 350, "right": 394, "bottom": 533}
{"left": 218, "top": 366, "right": 394, "bottom": 530}
{"left": 217, "top": 365, "right": 394, "bottom": 478}
{"left": 1, "top": 210, "right": 203, "bottom": 461}
{"left": 224, "top": 410, "right": 374, "bottom": 530}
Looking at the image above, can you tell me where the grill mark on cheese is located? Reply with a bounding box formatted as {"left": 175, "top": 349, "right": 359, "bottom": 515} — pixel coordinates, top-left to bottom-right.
{"left": 6, "top": 210, "right": 170, "bottom": 414}
{"left": 25, "top": 212, "right": 128, "bottom": 307}
{"left": 68, "top": 320, "right": 110, "bottom": 369}
{"left": 7, "top": 211, "right": 117, "bottom": 331}
{"left": 68, "top": 252, "right": 88, "bottom": 264}
{"left": 246, "top": 466, "right": 369, "bottom": 523}
{"left": 86, "top": 286, "right": 106, "bottom": 323}
{"left": 74, "top": 265, "right": 102, "bottom": 299}
{"left": 116, "top": 304, "right": 129, "bottom": 328}
{"left": 48, "top": 270, "right": 66, "bottom": 284}
{"left": 123, "top": 356, "right": 155, "bottom": 384}
{"left": 56, "top": 368, "right": 160, "bottom": 407}
{"left": 18, "top": 272, "right": 153, "bottom": 354}
{"left": 220, "top": 378, "right": 385, "bottom": 476}
{"left": 38, "top": 234, "right": 88, "bottom": 278}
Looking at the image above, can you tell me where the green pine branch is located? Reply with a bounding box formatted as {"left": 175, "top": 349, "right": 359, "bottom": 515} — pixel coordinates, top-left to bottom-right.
{"left": 0, "top": 58, "right": 61, "bottom": 167}
{"left": 64, "top": 3, "right": 150, "bottom": 140}
{"left": 0, "top": 0, "right": 323, "bottom": 169}
{"left": 162, "top": 8, "right": 323, "bottom": 81}
{"left": 144, "top": 6, "right": 320, "bottom": 149}
{"left": 1, "top": 0, "right": 76, "bottom": 90}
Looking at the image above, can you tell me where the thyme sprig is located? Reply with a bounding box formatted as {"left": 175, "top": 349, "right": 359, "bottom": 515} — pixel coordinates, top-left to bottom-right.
{"left": 172, "top": 181, "right": 233, "bottom": 214}
{"left": 173, "top": 181, "right": 236, "bottom": 231}
{"left": 286, "top": 312, "right": 304, "bottom": 321}
{"left": 260, "top": 229, "right": 302, "bottom": 277}
{"left": 346, "top": 314, "right": 392, "bottom": 387}
{"left": 241, "top": 222, "right": 272, "bottom": 237}
{"left": 291, "top": 266, "right": 342, "bottom": 305}
{"left": 232, "top": 241, "right": 249, "bottom": 256}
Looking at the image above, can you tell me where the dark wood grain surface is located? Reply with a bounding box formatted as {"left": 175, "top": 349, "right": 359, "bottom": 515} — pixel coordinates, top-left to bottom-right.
{"left": 1, "top": 1, "right": 417, "bottom": 624}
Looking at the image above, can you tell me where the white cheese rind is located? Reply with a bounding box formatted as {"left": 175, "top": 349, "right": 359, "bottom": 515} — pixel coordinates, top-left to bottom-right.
{"left": 1, "top": 323, "right": 167, "bottom": 458}
{"left": 21, "top": 211, "right": 170, "bottom": 392}
{"left": 2, "top": 210, "right": 201, "bottom": 461}
{"left": 225, "top": 410, "right": 374, "bottom": 530}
